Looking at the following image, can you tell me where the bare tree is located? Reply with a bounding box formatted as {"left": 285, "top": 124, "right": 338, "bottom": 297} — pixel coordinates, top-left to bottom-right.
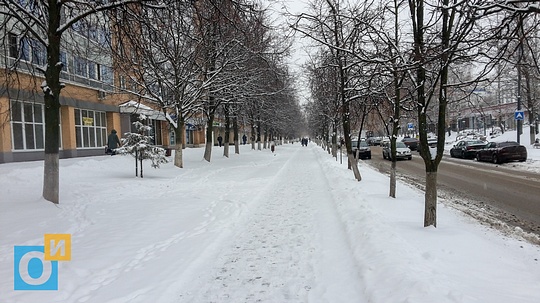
{"left": 112, "top": 1, "right": 212, "bottom": 168}
{"left": 292, "top": 0, "right": 381, "bottom": 181}
{"left": 406, "top": 0, "right": 513, "bottom": 226}
{"left": 306, "top": 51, "right": 341, "bottom": 157}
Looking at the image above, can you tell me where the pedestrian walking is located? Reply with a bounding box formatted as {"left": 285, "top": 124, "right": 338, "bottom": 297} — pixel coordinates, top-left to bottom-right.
{"left": 107, "top": 129, "right": 121, "bottom": 155}
{"left": 218, "top": 134, "right": 223, "bottom": 147}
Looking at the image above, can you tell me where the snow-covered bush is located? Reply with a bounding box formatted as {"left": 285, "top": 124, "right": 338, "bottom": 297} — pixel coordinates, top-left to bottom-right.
{"left": 116, "top": 121, "right": 168, "bottom": 178}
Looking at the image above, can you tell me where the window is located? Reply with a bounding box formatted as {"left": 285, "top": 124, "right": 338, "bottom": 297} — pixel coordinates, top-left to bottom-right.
{"left": 88, "top": 61, "right": 97, "bottom": 79}
{"left": 30, "top": 39, "right": 46, "bottom": 65}
{"left": 10, "top": 100, "right": 45, "bottom": 150}
{"left": 130, "top": 79, "right": 137, "bottom": 92}
{"left": 8, "top": 33, "right": 18, "bottom": 58}
{"left": 10, "top": 35, "right": 47, "bottom": 64}
{"left": 74, "top": 56, "right": 88, "bottom": 77}
{"left": 100, "top": 65, "right": 113, "bottom": 84}
{"left": 96, "top": 63, "right": 101, "bottom": 80}
{"left": 98, "top": 28, "right": 110, "bottom": 45}
{"left": 89, "top": 27, "right": 98, "bottom": 41}
{"left": 72, "top": 20, "right": 87, "bottom": 36}
{"left": 20, "top": 37, "right": 30, "bottom": 61}
{"left": 119, "top": 75, "right": 126, "bottom": 89}
{"left": 60, "top": 51, "right": 68, "bottom": 71}
{"left": 75, "top": 109, "right": 107, "bottom": 148}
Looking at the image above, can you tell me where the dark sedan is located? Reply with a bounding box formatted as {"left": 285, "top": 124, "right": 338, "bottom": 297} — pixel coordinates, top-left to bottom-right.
{"left": 401, "top": 137, "right": 419, "bottom": 151}
{"left": 475, "top": 141, "right": 527, "bottom": 164}
{"left": 450, "top": 139, "right": 486, "bottom": 159}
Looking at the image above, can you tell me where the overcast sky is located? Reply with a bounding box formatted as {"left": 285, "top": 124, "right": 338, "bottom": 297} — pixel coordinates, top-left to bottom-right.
{"left": 263, "top": 0, "right": 312, "bottom": 104}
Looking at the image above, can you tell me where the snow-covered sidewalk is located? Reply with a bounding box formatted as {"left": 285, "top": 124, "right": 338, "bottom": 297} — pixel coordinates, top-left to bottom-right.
{"left": 1, "top": 144, "right": 539, "bottom": 303}
{"left": 176, "top": 146, "right": 365, "bottom": 302}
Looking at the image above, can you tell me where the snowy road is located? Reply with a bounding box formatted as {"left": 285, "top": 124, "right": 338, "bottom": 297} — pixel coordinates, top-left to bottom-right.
{"left": 176, "top": 147, "right": 366, "bottom": 302}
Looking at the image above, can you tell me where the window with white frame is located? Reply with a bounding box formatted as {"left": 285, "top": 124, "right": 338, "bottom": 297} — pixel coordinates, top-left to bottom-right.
{"left": 74, "top": 56, "right": 88, "bottom": 77}
{"left": 75, "top": 109, "right": 107, "bottom": 148}
{"left": 10, "top": 100, "right": 45, "bottom": 150}
{"left": 30, "top": 39, "right": 46, "bottom": 65}
{"left": 10, "top": 36, "right": 46, "bottom": 64}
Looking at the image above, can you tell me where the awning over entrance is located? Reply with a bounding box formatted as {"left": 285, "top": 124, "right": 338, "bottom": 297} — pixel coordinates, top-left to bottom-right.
{"left": 119, "top": 100, "right": 166, "bottom": 121}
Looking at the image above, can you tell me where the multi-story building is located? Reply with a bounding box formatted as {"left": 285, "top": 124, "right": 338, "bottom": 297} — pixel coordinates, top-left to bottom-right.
{"left": 0, "top": 12, "right": 172, "bottom": 164}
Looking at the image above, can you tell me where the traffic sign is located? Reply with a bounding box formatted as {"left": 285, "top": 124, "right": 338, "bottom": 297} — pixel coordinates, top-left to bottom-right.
{"left": 407, "top": 123, "right": 414, "bottom": 129}
{"left": 515, "top": 111, "right": 524, "bottom": 120}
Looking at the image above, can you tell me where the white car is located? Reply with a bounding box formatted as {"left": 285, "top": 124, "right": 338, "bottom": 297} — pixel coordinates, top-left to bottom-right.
{"left": 382, "top": 141, "right": 412, "bottom": 160}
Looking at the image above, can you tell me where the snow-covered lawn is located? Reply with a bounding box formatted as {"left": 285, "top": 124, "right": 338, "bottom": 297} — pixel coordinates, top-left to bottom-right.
{"left": 1, "top": 142, "right": 539, "bottom": 303}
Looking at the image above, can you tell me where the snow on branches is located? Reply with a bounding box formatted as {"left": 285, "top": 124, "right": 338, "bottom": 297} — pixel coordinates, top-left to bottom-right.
{"left": 116, "top": 120, "right": 168, "bottom": 178}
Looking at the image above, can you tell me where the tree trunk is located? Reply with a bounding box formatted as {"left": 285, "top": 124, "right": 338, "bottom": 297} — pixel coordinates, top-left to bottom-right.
{"left": 424, "top": 171, "right": 437, "bottom": 227}
{"left": 523, "top": 67, "right": 537, "bottom": 144}
{"left": 140, "top": 157, "right": 143, "bottom": 178}
{"left": 233, "top": 116, "right": 239, "bottom": 154}
{"left": 174, "top": 120, "right": 184, "bottom": 168}
{"left": 204, "top": 113, "right": 214, "bottom": 162}
{"left": 257, "top": 121, "right": 262, "bottom": 150}
{"left": 389, "top": 7, "right": 401, "bottom": 199}
{"left": 43, "top": 153, "right": 59, "bottom": 203}
{"left": 389, "top": 159, "right": 397, "bottom": 198}
{"left": 135, "top": 149, "right": 138, "bottom": 177}
{"left": 42, "top": 5, "right": 63, "bottom": 204}
{"left": 223, "top": 107, "right": 230, "bottom": 158}
{"left": 347, "top": 153, "right": 362, "bottom": 181}
{"left": 251, "top": 124, "right": 256, "bottom": 150}
{"left": 224, "top": 141, "right": 230, "bottom": 157}
{"left": 332, "top": 124, "right": 337, "bottom": 158}
{"left": 263, "top": 129, "right": 267, "bottom": 149}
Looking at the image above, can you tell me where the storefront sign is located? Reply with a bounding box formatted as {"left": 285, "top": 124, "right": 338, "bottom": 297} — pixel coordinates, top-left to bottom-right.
{"left": 82, "top": 117, "right": 94, "bottom": 126}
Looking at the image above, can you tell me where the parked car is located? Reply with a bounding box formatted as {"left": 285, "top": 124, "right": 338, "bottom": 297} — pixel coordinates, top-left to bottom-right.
{"left": 418, "top": 137, "right": 439, "bottom": 151}
{"left": 351, "top": 140, "right": 371, "bottom": 159}
{"left": 382, "top": 141, "right": 412, "bottom": 160}
{"left": 450, "top": 139, "right": 486, "bottom": 159}
{"left": 367, "top": 136, "right": 382, "bottom": 146}
{"left": 380, "top": 136, "right": 391, "bottom": 146}
{"left": 401, "top": 137, "right": 419, "bottom": 151}
{"left": 475, "top": 141, "right": 527, "bottom": 164}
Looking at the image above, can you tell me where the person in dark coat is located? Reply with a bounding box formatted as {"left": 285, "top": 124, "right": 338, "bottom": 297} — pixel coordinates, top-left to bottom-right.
{"left": 242, "top": 134, "right": 247, "bottom": 145}
{"left": 107, "top": 129, "right": 121, "bottom": 155}
{"left": 217, "top": 134, "right": 223, "bottom": 147}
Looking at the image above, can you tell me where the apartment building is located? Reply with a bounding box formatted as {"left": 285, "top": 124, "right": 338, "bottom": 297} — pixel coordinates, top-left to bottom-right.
{"left": 0, "top": 13, "right": 172, "bottom": 164}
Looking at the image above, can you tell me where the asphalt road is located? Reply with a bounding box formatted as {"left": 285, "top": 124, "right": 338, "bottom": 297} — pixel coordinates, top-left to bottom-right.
{"left": 367, "top": 146, "right": 540, "bottom": 235}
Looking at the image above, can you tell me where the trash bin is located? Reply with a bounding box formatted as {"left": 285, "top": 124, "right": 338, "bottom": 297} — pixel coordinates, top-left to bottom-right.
{"left": 165, "top": 148, "right": 172, "bottom": 157}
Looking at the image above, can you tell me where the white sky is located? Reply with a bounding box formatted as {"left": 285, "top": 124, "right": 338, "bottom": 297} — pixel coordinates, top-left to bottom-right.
{"left": 264, "top": 0, "right": 313, "bottom": 104}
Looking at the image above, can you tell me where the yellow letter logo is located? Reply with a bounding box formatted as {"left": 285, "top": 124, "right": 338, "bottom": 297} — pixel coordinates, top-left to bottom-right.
{"left": 44, "top": 234, "right": 71, "bottom": 261}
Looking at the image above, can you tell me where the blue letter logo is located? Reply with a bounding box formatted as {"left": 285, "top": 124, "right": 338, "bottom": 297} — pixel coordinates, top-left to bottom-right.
{"left": 14, "top": 246, "right": 58, "bottom": 290}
